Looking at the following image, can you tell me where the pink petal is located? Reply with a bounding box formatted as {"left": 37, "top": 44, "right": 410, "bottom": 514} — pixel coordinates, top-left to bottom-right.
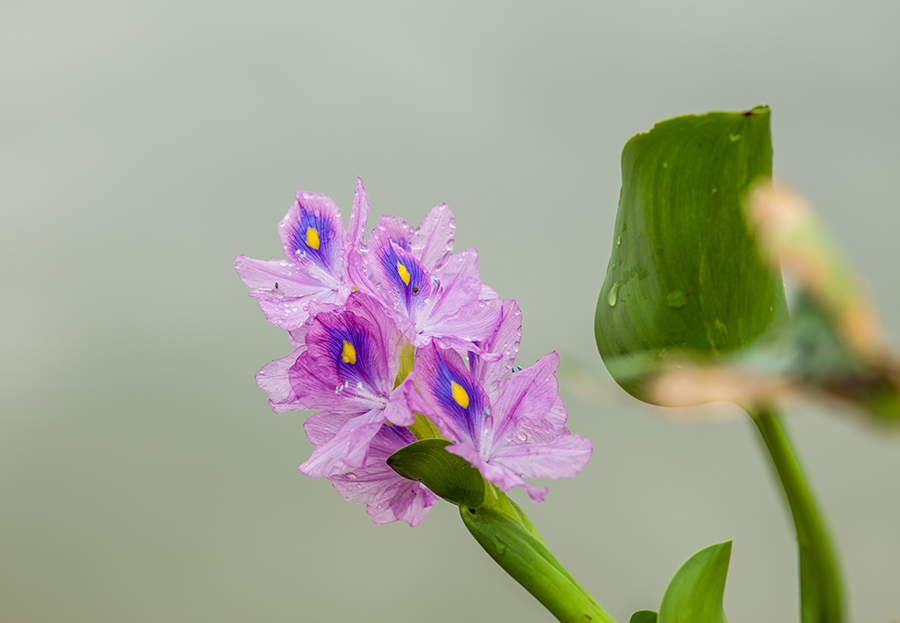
{"left": 300, "top": 409, "right": 386, "bottom": 477}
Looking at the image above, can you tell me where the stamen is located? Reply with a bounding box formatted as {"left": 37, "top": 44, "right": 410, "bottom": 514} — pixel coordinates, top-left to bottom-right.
{"left": 396, "top": 261, "right": 411, "bottom": 286}
{"left": 341, "top": 340, "right": 357, "bottom": 364}
{"left": 306, "top": 227, "right": 320, "bottom": 250}
{"left": 450, "top": 381, "right": 469, "bottom": 408}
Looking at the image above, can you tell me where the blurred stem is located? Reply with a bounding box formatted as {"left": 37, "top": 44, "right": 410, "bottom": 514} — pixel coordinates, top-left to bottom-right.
{"left": 750, "top": 408, "right": 843, "bottom": 623}
{"left": 460, "top": 487, "right": 617, "bottom": 623}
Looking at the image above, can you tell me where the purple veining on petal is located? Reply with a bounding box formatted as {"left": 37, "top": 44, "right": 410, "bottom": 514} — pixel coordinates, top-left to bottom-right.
{"left": 286, "top": 198, "right": 338, "bottom": 271}
{"left": 283, "top": 291, "right": 402, "bottom": 415}
{"left": 376, "top": 241, "right": 432, "bottom": 321}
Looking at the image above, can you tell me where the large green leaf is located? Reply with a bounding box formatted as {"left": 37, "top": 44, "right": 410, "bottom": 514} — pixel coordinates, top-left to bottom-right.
{"left": 386, "top": 439, "right": 485, "bottom": 508}
{"left": 658, "top": 541, "right": 732, "bottom": 623}
{"left": 595, "top": 106, "right": 788, "bottom": 402}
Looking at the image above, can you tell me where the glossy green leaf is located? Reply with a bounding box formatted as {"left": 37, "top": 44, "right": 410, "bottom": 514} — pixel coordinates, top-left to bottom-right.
{"left": 460, "top": 505, "right": 617, "bottom": 623}
{"left": 386, "top": 439, "right": 485, "bottom": 507}
{"left": 595, "top": 106, "right": 788, "bottom": 402}
{"left": 629, "top": 610, "right": 658, "bottom": 623}
{"left": 658, "top": 541, "right": 732, "bottom": 623}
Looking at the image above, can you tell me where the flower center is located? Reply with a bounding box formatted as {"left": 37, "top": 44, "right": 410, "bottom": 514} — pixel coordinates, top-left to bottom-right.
{"left": 396, "top": 261, "right": 411, "bottom": 286}
{"left": 306, "top": 227, "right": 320, "bottom": 250}
{"left": 341, "top": 340, "right": 357, "bottom": 364}
{"left": 450, "top": 381, "right": 469, "bottom": 408}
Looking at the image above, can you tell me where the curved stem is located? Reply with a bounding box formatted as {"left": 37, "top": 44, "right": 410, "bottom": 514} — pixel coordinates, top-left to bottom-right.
{"left": 750, "top": 408, "right": 843, "bottom": 623}
{"left": 460, "top": 492, "right": 617, "bottom": 623}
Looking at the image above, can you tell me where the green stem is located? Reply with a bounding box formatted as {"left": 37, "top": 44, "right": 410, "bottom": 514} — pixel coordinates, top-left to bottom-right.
{"left": 750, "top": 408, "right": 843, "bottom": 623}
{"left": 460, "top": 491, "right": 617, "bottom": 623}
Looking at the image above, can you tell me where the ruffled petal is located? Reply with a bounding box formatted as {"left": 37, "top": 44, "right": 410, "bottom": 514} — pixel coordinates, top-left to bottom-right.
{"left": 469, "top": 299, "right": 522, "bottom": 398}
{"left": 410, "top": 203, "right": 455, "bottom": 271}
{"left": 487, "top": 351, "right": 561, "bottom": 449}
{"left": 417, "top": 249, "right": 501, "bottom": 346}
{"left": 329, "top": 424, "right": 438, "bottom": 526}
{"left": 445, "top": 442, "right": 547, "bottom": 503}
{"left": 490, "top": 434, "right": 593, "bottom": 482}
{"left": 300, "top": 409, "right": 386, "bottom": 477}
{"left": 255, "top": 348, "right": 307, "bottom": 413}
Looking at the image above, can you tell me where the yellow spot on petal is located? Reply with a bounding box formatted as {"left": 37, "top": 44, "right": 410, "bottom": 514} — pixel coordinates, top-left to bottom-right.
{"left": 396, "top": 261, "right": 411, "bottom": 286}
{"left": 451, "top": 381, "right": 469, "bottom": 408}
{"left": 341, "top": 340, "right": 356, "bottom": 364}
{"left": 306, "top": 227, "right": 320, "bottom": 250}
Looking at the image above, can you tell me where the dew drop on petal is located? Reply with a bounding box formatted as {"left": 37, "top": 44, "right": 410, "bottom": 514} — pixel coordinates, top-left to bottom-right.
{"left": 516, "top": 431, "right": 527, "bottom": 442}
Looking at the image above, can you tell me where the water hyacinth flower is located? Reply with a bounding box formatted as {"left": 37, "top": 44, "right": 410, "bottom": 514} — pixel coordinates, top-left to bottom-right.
{"left": 349, "top": 205, "right": 502, "bottom": 352}
{"left": 238, "top": 179, "right": 593, "bottom": 527}
{"left": 403, "top": 341, "right": 592, "bottom": 503}
{"left": 234, "top": 179, "right": 369, "bottom": 331}
{"left": 255, "top": 291, "right": 414, "bottom": 477}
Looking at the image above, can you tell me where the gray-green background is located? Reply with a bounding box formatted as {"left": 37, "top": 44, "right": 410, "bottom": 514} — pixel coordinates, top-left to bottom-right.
{"left": 2, "top": 1, "right": 898, "bottom": 621}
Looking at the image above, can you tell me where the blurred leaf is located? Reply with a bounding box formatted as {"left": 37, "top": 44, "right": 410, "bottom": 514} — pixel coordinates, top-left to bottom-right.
{"left": 658, "top": 541, "right": 732, "bottom": 623}
{"left": 645, "top": 184, "right": 900, "bottom": 423}
{"left": 595, "top": 106, "right": 788, "bottom": 402}
{"left": 629, "top": 610, "right": 658, "bottom": 623}
{"left": 387, "top": 439, "right": 485, "bottom": 507}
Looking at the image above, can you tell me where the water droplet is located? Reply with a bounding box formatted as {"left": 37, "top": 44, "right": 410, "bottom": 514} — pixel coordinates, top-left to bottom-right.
{"left": 666, "top": 290, "right": 687, "bottom": 308}
{"left": 608, "top": 282, "right": 621, "bottom": 307}
{"left": 432, "top": 277, "right": 440, "bottom": 287}
{"left": 516, "top": 431, "right": 527, "bottom": 442}
{"left": 484, "top": 407, "right": 491, "bottom": 415}
{"left": 356, "top": 381, "right": 363, "bottom": 389}
{"left": 616, "top": 236, "right": 622, "bottom": 247}
{"left": 611, "top": 263, "right": 617, "bottom": 270}
{"left": 335, "top": 384, "right": 343, "bottom": 393}
{"left": 662, "top": 161, "right": 668, "bottom": 168}
{"left": 729, "top": 133, "right": 741, "bottom": 142}
{"left": 769, "top": 306, "right": 773, "bottom": 312}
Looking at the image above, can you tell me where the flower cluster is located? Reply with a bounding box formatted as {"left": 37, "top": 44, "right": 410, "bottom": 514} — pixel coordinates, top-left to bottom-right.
{"left": 235, "top": 179, "right": 592, "bottom": 526}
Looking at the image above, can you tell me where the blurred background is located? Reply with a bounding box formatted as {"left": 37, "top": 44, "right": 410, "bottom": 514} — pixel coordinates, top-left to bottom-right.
{"left": 2, "top": 1, "right": 898, "bottom": 621}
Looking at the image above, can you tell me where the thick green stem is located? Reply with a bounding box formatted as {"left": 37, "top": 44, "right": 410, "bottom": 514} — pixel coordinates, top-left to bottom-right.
{"left": 750, "top": 408, "right": 843, "bottom": 623}
{"left": 460, "top": 494, "right": 617, "bottom": 623}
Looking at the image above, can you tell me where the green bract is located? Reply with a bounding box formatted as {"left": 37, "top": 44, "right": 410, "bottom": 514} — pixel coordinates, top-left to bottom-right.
{"left": 386, "top": 439, "right": 485, "bottom": 508}
{"left": 595, "top": 106, "right": 788, "bottom": 402}
{"left": 658, "top": 541, "right": 732, "bottom": 623}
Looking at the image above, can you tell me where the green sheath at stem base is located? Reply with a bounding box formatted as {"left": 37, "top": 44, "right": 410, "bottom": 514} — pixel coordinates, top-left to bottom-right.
{"left": 460, "top": 501, "right": 618, "bottom": 623}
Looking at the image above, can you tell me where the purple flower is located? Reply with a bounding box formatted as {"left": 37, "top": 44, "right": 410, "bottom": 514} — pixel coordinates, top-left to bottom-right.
{"left": 256, "top": 291, "right": 414, "bottom": 477}
{"left": 305, "top": 412, "right": 438, "bottom": 526}
{"left": 403, "top": 339, "right": 592, "bottom": 503}
{"left": 349, "top": 205, "right": 502, "bottom": 352}
{"left": 234, "top": 179, "right": 369, "bottom": 331}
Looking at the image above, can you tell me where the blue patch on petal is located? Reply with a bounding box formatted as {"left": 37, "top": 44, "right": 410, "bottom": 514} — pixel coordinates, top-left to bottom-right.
{"left": 432, "top": 351, "right": 485, "bottom": 443}
{"left": 323, "top": 322, "right": 379, "bottom": 392}
{"left": 289, "top": 202, "right": 336, "bottom": 271}
{"left": 378, "top": 245, "right": 429, "bottom": 315}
